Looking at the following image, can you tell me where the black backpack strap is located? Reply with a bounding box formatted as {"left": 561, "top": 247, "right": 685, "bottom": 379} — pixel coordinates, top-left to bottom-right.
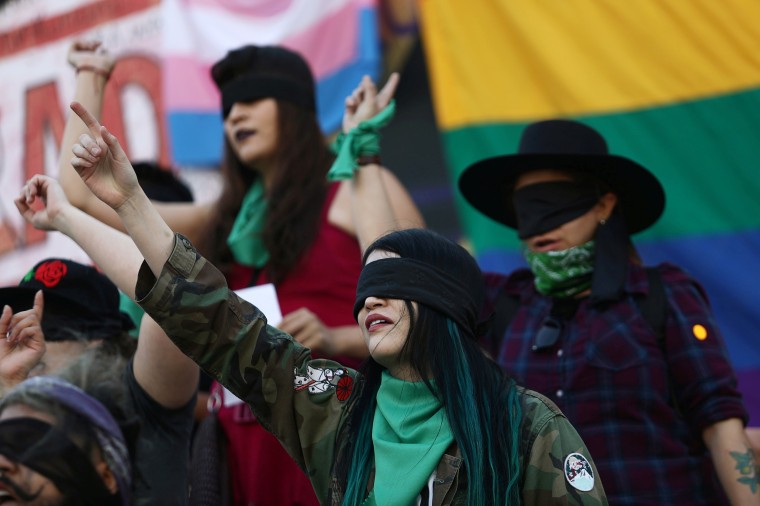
{"left": 636, "top": 266, "right": 681, "bottom": 413}
{"left": 487, "top": 290, "right": 521, "bottom": 359}
{"left": 637, "top": 267, "right": 667, "bottom": 348}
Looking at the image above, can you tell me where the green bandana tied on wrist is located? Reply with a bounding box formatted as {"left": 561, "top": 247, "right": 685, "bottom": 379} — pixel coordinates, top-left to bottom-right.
{"left": 226, "top": 179, "right": 268, "bottom": 267}
{"left": 365, "top": 370, "right": 453, "bottom": 506}
{"left": 328, "top": 100, "right": 396, "bottom": 181}
{"left": 524, "top": 241, "right": 596, "bottom": 298}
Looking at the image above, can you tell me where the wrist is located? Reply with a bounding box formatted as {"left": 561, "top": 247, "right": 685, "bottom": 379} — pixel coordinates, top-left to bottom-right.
{"left": 75, "top": 64, "right": 111, "bottom": 81}
{"left": 356, "top": 154, "right": 381, "bottom": 166}
{"left": 53, "top": 204, "right": 76, "bottom": 236}
{"left": 117, "top": 189, "right": 150, "bottom": 216}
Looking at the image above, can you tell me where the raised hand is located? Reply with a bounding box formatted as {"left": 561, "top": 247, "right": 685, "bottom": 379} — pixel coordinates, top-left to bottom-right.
{"left": 342, "top": 73, "right": 400, "bottom": 133}
{"left": 15, "top": 174, "right": 72, "bottom": 231}
{"left": 0, "top": 291, "right": 46, "bottom": 389}
{"left": 69, "top": 101, "right": 139, "bottom": 210}
{"left": 67, "top": 40, "right": 115, "bottom": 78}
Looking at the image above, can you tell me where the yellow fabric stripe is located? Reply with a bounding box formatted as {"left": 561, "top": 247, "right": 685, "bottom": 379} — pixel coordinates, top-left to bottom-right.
{"left": 419, "top": 0, "right": 760, "bottom": 129}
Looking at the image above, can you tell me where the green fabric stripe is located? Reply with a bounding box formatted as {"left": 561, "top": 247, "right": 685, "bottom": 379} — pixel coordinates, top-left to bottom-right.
{"left": 444, "top": 87, "right": 760, "bottom": 252}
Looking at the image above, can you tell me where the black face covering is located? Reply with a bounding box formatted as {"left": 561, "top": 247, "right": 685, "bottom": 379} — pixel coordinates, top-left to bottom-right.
{"left": 512, "top": 181, "right": 601, "bottom": 239}
{"left": 220, "top": 73, "right": 315, "bottom": 117}
{"left": 353, "top": 258, "right": 479, "bottom": 335}
{"left": 0, "top": 418, "right": 118, "bottom": 506}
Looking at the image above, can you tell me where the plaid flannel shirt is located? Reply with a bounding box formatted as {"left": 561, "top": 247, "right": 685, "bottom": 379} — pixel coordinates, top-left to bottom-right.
{"left": 483, "top": 262, "right": 748, "bottom": 505}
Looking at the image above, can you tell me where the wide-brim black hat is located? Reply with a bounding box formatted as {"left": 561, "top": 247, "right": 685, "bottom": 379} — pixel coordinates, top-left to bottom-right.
{"left": 458, "top": 120, "right": 665, "bottom": 234}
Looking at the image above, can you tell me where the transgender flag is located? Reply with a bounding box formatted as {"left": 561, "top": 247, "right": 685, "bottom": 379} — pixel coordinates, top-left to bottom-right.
{"left": 162, "top": 0, "right": 380, "bottom": 166}
{"left": 419, "top": 0, "right": 760, "bottom": 424}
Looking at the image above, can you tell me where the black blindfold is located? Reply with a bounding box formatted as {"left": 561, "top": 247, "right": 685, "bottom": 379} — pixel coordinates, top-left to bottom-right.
{"left": 512, "top": 181, "right": 601, "bottom": 239}
{"left": 221, "top": 73, "right": 315, "bottom": 117}
{"left": 353, "top": 258, "right": 479, "bottom": 335}
{"left": 0, "top": 417, "right": 117, "bottom": 505}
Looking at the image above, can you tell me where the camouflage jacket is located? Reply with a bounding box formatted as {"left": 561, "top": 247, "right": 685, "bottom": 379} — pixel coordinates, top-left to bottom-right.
{"left": 136, "top": 235, "right": 608, "bottom": 505}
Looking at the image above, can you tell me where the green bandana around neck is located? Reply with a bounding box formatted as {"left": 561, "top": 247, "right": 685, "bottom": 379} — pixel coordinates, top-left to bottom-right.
{"left": 226, "top": 179, "right": 269, "bottom": 267}
{"left": 524, "top": 241, "right": 596, "bottom": 298}
{"left": 368, "top": 370, "right": 453, "bottom": 506}
{"left": 328, "top": 101, "right": 396, "bottom": 181}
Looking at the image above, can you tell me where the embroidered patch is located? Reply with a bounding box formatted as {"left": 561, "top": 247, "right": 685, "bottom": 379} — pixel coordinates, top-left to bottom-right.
{"left": 564, "top": 452, "right": 595, "bottom": 492}
{"left": 293, "top": 366, "right": 352, "bottom": 400}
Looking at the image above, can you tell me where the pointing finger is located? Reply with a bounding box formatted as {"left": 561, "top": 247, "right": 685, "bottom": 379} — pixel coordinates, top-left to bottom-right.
{"left": 0, "top": 305, "right": 10, "bottom": 336}
{"left": 70, "top": 101, "right": 103, "bottom": 137}
{"left": 33, "top": 290, "right": 44, "bottom": 321}
{"left": 376, "top": 73, "right": 400, "bottom": 108}
{"left": 361, "top": 75, "right": 378, "bottom": 102}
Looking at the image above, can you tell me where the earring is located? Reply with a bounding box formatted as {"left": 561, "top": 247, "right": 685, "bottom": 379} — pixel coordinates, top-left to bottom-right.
{"left": 599, "top": 218, "right": 607, "bottom": 226}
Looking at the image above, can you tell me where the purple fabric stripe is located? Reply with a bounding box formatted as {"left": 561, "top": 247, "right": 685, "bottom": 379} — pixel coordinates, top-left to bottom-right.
{"left": 737, "top": 369, "right": 760, "bottom": 427}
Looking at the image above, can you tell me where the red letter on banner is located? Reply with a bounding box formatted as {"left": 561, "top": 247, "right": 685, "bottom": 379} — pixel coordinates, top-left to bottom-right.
{"left": 104, "top": 55, "right": 170, "bottom": 167}
{"left": 21, "top": 81, "right": 66, "bottom": 247}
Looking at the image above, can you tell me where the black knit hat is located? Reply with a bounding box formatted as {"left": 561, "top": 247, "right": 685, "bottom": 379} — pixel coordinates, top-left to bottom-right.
{"left": 458, "top": 119, "right": 665, "bottom": 234}
{"left": 212, "top": 45, "right": 316, "bottom": 114}
{"left": 0, "top": 259, "right": 134, "bottom": 341}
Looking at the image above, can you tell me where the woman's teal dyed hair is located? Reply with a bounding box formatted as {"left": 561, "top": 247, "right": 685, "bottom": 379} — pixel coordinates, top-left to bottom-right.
{"left": 333, "top": 229, "right": 522, "bottom": 505}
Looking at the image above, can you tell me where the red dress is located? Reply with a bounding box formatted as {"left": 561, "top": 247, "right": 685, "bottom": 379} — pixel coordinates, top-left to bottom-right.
{"left": 218, "top": 182, "right": 362, "bottom": 505}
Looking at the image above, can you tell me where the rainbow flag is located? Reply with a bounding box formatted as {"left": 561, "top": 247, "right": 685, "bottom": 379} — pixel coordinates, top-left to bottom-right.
{"left": 420, "top": 0, "right": 760, "bottom": 424}
{"left": 163, "top": 0, "right": 380, "bottom": 166}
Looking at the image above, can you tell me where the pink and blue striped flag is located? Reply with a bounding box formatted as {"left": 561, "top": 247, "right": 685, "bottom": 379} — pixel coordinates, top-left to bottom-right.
{"left": 162, "top": 0, "right": 380, "bottom": 166}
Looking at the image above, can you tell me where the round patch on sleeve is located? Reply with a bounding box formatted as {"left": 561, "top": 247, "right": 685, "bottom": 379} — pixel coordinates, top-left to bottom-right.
{"left": 564, "top": 452, "right": 595, "bottom": 491}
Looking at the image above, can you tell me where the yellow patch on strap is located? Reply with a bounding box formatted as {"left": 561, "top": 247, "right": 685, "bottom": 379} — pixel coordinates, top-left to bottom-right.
{"left": 693, "top": 324, "right": 708, "bottom": 341}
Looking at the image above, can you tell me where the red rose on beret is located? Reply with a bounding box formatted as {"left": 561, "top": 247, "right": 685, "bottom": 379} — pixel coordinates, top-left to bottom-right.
{"left": 35, "top": 260, "right": 68, "bottom": 288}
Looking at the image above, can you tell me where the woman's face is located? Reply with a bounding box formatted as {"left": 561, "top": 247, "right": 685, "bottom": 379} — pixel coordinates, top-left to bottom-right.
{"left": 223, "top": 98, "right": 279, "bottom": 172}
{"left": 0, "top": 404, "right": 116, "bottom": 505}
{"left": 515, "top": 169, "right": 617, "bottom": 252}
{"left": 0, "top": 405, "right": 64, "bottom": 505}
{"left": 356, "top": 250, "right": 417, "bottom": 380}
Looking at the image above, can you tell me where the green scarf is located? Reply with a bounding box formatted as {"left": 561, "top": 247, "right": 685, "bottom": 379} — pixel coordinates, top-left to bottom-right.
{"left": 226, "top": 179, "right": 268, "bottom": 267}
{"left": 366, "top": 370, "right": 453, "bottom": 506}
{"left": 328, "top": 101, "right": 396, "bottom": 181}
{"left": 524, "top": 241, "right": 595, "bottom": 298}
